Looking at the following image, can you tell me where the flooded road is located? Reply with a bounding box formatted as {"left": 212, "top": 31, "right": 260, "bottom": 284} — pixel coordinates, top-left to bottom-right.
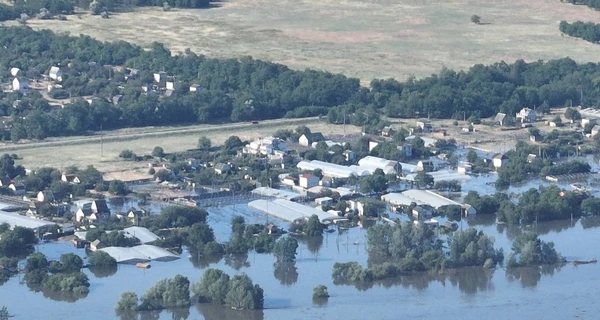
{"left": 2, "top": 201, "right": 600, "bottom": 320}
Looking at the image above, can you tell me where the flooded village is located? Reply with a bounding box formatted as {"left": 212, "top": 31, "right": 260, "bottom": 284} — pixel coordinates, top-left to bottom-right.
{"left": 2, "top": 108, "right": 600, "bottom": 320}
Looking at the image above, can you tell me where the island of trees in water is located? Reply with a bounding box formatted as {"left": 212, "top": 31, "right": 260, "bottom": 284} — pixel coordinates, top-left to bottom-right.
{"left": 333, "top": 222, "right": 563, "bottom": 286}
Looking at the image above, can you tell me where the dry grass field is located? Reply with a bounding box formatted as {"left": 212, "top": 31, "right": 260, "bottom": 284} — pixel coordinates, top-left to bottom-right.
{"left": 15, "top": 0, "right": 600, "bottom": 82}
{"left": 5, "top": 118, "right": 361, "bottom": 175}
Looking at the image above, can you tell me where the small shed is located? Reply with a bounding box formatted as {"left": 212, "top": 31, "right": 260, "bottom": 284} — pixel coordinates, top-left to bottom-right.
{"left": 315, "top": 197, "right": 333, "bottom": 207}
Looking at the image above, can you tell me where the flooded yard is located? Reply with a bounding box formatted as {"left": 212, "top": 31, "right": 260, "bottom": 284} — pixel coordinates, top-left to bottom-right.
{"left": 1, "top": 199, "right": 600, "bottom": 319}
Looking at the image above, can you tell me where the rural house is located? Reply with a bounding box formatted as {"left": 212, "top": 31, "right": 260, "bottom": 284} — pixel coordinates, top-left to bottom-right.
{"left": 492, "top": 153, "right": 509, "bottom": 169}
{"left": 189, "top": 84, "right": 201, "bottom": 92}
{"left": 299, "top": 132, "right": 324, "bottom": 147}
{"left": 582, "top": 118, "right": 596, "bottom": 128}
{"left": 153, "top": 71, "right": 167, "bottom": 83}
{"left": 112, "top": 95, "right": 123, "bottom": 105}
{"left": 299, "top": 173, "right": 319, "bottom": 189}
{"left": 412, "top": 206, "right": 432, "bottom": 219}
{"left": 91, "top": 199, "right": 110, "bottom": 215}
{"left": 49, "top": 66, "right": 62, "bottom": 82}
{"left": 381, "top": 126, "right": 395, "bottom": 137}
{"left": 37, "top": 191, "right": 56, "bottom": 203}
{"left": 9, "top": 183, "right": 25, "bottom": 195}
{"left": 397, "top": 144, "right": 413, "bottom": 158}
{"left": 10, "top": 67, "right": 20, "bottom": 77}
{"left": 592, "top": 125, "right": 600, "bottom": 137}
{"left": 416, "top": 120, "right": 432, "bottom": 133}
{"left": 516, "top": 108, "right": 536, "bottom": 123}
{"left": 61, "top": 174, "right": 81, "bottom": 184}
{"left": 343, "top": 150, "right": 356, "bottom": 163}
{"left": 0, "top": 178, "right": 11, "bottom": 187}
{"left": 214, "top": 163, "right": 231, "bottom": 175}
{"left": 12, "top": 77, "right": 29, "bottom": 93}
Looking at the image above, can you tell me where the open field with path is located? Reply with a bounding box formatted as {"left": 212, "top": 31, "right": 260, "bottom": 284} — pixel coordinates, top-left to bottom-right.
{"left": 1, "top": 117, "right": 361, "bottom": 176}
{"left": 16, "top": 0, "right": 600, "bottom": 82}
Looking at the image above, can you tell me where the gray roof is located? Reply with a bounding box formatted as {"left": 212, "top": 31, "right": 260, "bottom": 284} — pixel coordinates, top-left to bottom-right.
{"left": 248, "top": 199, "right": 343, "bottom": 223}
{"left": 0, "top": 211, "right": 56, "bottom": 229}
{"left": 494, "top": 113, "right": 506, "bottom": 122}
{"left": 401, "top": 190, "right": 460, "bottom": 209}
{"left": 123, "top": 227, "right": 160, "bottom": 244}
{"left": 99, "top": 245, "right": 179, "bottom": 264}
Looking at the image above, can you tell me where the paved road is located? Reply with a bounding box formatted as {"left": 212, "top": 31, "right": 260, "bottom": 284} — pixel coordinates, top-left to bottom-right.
{"left": 0, "top": 117, "right": 321, "bottom": 152}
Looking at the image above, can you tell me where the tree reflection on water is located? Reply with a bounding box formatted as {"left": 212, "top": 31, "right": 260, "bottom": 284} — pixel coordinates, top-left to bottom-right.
{"left": 196, "top": 304, "right": 264, "bottom": 320}
{"left": 505, "top": 264, "right": 563, "bottom": 288}
{"left": 273, "top": 261, "right": 298, "bottom": 286}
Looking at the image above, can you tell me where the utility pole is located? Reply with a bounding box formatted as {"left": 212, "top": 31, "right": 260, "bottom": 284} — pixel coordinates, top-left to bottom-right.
{"left": 343, "top": 110, "right": 346, "bottom": 136}
{"left": 100, "top": 124, "right": 103, "bottom": 157}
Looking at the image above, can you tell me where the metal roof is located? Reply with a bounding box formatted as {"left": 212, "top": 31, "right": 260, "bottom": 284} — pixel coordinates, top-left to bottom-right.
{"left": 248, "top": 199, "right": 343, "bottom": 223}
{"left": 99, "top": 245, "right": 179, "bottom": 264}
{"left": 403, "top": 170, "right": 471, "bottom": 183}
{"left": 123, "top": 227, "right": 160, "bottom": 244}
{"left": 401, "top": 190, "right": 460, "bottom": 209}
{"left": 0, "top": 211, "right": 56, "bottom": 229}
{"left": 251, "top": 187, "right": 302, "bottom": 201}
{"left": 381, "top": 193, "right": 424, "bottom": 207}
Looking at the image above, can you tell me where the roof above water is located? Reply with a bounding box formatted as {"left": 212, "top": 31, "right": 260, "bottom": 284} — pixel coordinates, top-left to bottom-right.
{"left": 99, "top": 245, "right": 179, "bottom": 264}
{"left": 123, "top": 227, "right": 160, "bottom": 244}
{"left": 0, "top": 211, "right": 55, "bottom": 229}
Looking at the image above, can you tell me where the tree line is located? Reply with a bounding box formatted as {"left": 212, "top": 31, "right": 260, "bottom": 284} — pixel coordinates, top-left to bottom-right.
{"left": 5, "top": 27, "right": 600, "bottom": 140}
{"left": 559, "top": 21, "right": 600, "bottom": 43}
{"left": 465, "top": 184, "right": 589, "bottom": 225}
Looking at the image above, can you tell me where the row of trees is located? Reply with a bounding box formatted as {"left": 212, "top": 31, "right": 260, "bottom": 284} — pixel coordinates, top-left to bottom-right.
{"left": 115, "top": 270, "right": 263, "bottom": 316}
{"left": 559, "top": 21, "right": 600, "bottom": 43}
{"left": 8, "top": 27, "right": 600, "bottom": 140}
{"left": 466, "top": 185, "right": 587, "bottom": 224}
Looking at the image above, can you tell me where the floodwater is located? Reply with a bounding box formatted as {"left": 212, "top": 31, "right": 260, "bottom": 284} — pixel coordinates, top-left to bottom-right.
{"left": 2, "top": 203, "right": 600, "bottom": 320}
{"left": 4, "top": 170, "right": 600, "bottom": 319}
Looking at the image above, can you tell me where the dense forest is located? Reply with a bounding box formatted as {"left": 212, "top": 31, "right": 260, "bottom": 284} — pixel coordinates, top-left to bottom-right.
{"left": 3, "top": 27, "right": 600, "bottom": 140}
{"left": 559, "top": 21, "right": 600, "bottom": 43}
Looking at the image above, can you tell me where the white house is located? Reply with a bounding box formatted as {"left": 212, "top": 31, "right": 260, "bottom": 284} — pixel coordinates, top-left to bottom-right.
{"left": 214, "top": 163, "right": 231, "bottom": 175}
{"left": 153, "top": 71, "right": 167, "bottom": 83}
{"left": 412, "top": 206, "right": 432, "bottom": 219}
{"left": 37, "top": 191, "right": 55, "bottom": 203}
{"left": 9, "top": 183, "right": 25, "bottom": 195}
{"left": 315, "top": 197, "right": 333, "bottom": 207}
{"left": 592, "top": 125, "right": 600, "bottom": 137}
{"left": 10, "top": 67, "right": 20, "bottom": 77}
{"left": 492, "top": 153, "right": 508, "bottom": 169}
{"left": 12, "top": 78, "right": 29, "bottom": 93}
{"left": 190, "top": 84, "right": 201, "bottom": 92}
{"left": 166, "top": 81, "right": 177, "bottom": 91}
{"left": 416, "top": 120, "right": 432, "bottom": 133}
{"left": 61, "top": 174, "right": 81, "bottom": 184}
{"left": 299, "top": 133, "right": 324, "bottom": 147}
{"left": 457, "top": 163, "right": 472, "bottom": 175}
{"left": 49, "top": 66, "right": 62, "bottom": 82}
{"left": 299, "top": 173, "right": 319, "bottom": 189}
{"left": 463, "top": 204, "right": 477, "bottom": 217}
{"left": 516, "top": 108, "right": 536, "bottom": 123}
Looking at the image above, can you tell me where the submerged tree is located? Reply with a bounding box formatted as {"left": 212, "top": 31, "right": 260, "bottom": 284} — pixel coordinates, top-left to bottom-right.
{"left": 224, "top": 273, "right": 263, "bottom": 310}
{"left": 273, "top": 237, "right": 298, "bottom": 263}
{"left": 312, "top": 285, "right": 330, "bottom": 299}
